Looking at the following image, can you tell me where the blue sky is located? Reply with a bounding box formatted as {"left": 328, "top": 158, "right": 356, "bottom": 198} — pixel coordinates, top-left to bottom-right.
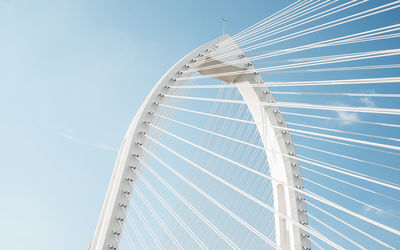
{"left": 0, "top": 0, "right": 291, "bottom": 249}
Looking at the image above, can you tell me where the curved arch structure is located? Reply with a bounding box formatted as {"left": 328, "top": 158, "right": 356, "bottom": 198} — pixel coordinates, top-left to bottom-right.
{"left": 90, "top": 34, "right": 310, "bottom": 250}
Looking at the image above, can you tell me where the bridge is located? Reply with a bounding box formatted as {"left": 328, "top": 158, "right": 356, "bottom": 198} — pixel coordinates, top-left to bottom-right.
{"left": 90, "top": 1, "right": 400, "bottom": 249}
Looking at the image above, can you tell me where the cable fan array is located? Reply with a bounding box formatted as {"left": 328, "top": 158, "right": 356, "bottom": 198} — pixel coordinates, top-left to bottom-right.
{"left": 99, "top": 0, "right": 400, "bottom": 249}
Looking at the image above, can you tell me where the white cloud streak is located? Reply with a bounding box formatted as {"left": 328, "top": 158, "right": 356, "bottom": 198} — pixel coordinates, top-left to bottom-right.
{"left": 334, "top": 94, "right": 376, "bottom": 125}
{"left": 336, "top": 110, "right": 360, "bottom": 125}
{"left": 60, "top": 132, "right": 118, "bottom": 153}
{"left": 360, "top": 97, "right": 376, "bottom": 107}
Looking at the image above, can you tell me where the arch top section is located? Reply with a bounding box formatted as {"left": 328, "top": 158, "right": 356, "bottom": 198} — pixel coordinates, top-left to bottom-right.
{"left": 196, "top": 36, "right": 252, "bottom": 83}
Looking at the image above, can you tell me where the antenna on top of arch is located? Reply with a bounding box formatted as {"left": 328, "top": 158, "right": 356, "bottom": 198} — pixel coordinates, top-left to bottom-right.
{"left": 222, "top": 17, "right": 227, "bottom": 35}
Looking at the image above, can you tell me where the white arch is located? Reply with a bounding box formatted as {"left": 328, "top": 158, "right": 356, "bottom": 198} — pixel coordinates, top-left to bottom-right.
{"left": 90, "top": 34, "right": 310, "bottom": 250}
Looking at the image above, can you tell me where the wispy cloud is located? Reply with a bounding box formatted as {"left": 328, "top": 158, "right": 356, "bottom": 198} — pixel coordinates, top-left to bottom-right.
{"left": 336, "top": 110, "right": 360, "bottom": 125}
{"left": 334, "top": 101, "right": 360, "bottom": 125}
{"left": 59, "top": 130, "right": 118, "bottom": 153}
{"left": 91, "top": 143, "right": 119, "bottom": 152}
{"left": 360, "top": 89, "right": 376, "bottom": 107}
{"left": 360, "top": 97, "right": 376, "bottom": 107}
{"left": 361, "top": 204, "right": 385, "bottom": 216}
{"left": 334, "top": 94, "right": 376, "bottom": 126}
{"left": 359, "top": 203, "right": 400, "bottom": 219}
